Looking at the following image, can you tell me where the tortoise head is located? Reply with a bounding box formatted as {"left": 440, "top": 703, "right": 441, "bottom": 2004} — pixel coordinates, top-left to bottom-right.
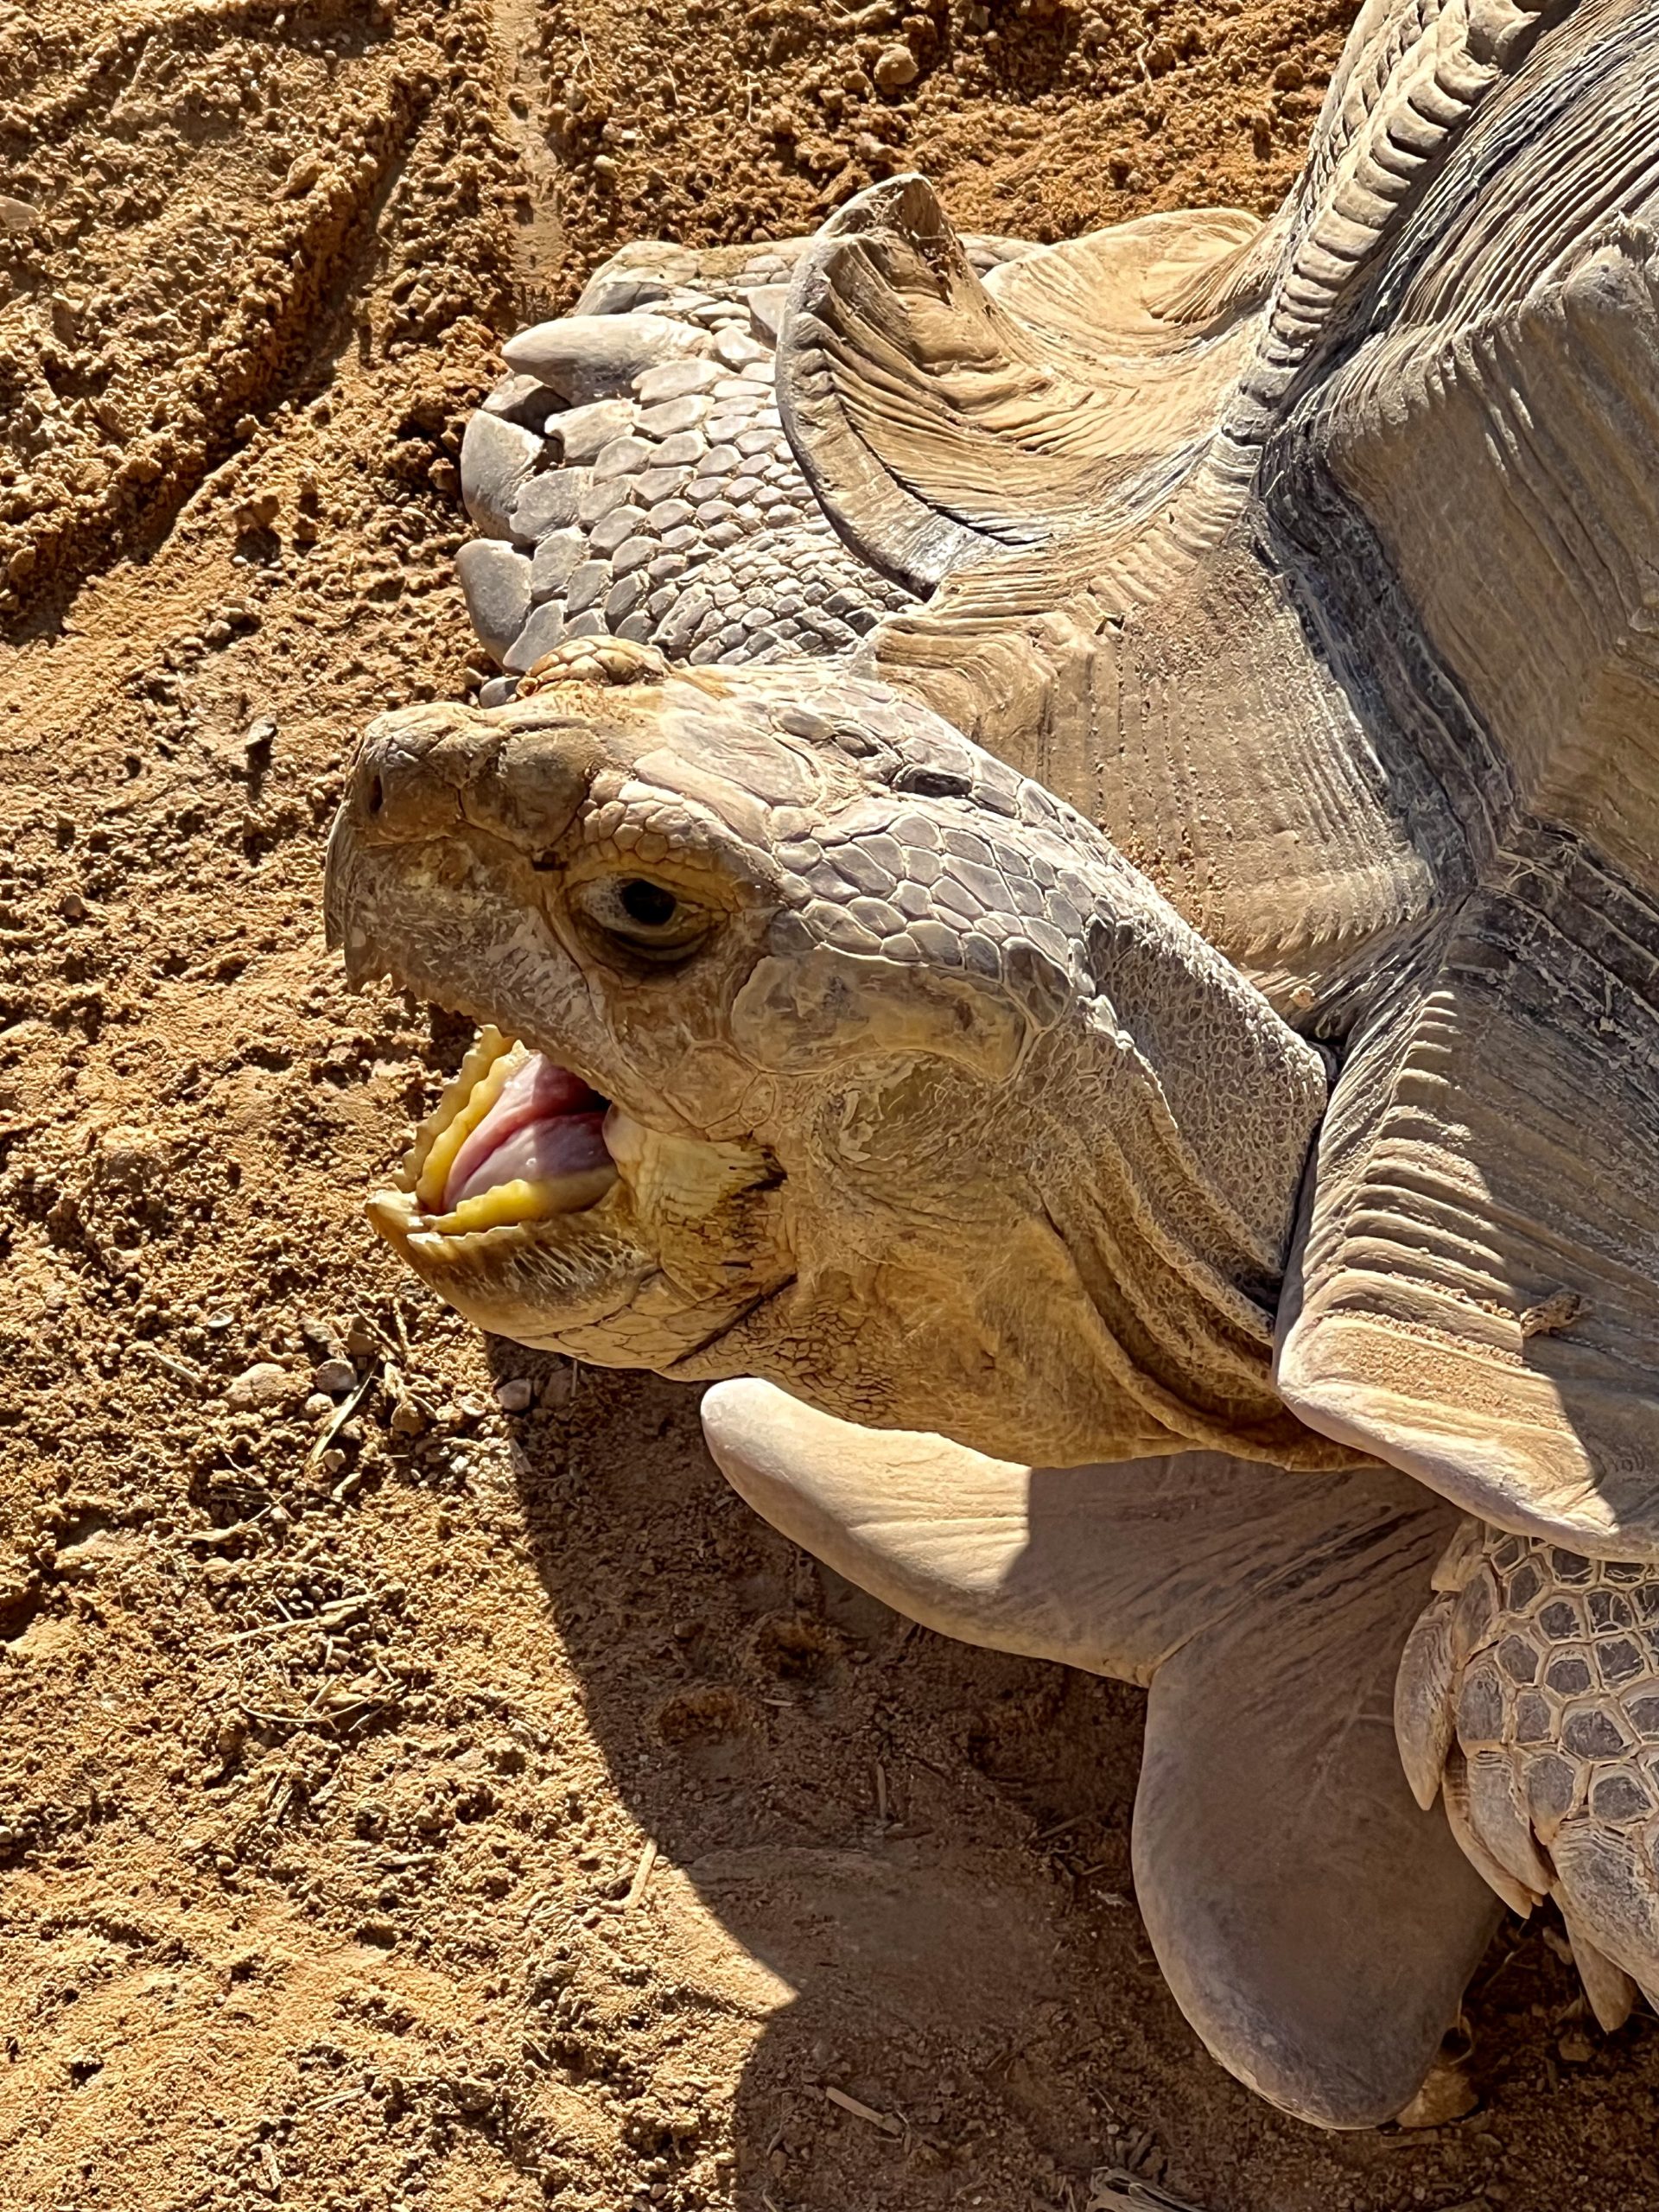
{"left": 327, "top": 639, "right": 1339, "bottom": 1469}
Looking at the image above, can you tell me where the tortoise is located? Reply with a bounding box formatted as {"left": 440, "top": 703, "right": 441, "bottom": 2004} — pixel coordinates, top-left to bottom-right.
{"left": 325, "top": 0, "right": 1659, "bottom": 2128}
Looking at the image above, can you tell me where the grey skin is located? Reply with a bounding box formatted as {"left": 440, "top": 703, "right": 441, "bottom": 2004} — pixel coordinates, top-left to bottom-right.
{"left": 328, "top": 0, "right": 1659, "bottom": 2131}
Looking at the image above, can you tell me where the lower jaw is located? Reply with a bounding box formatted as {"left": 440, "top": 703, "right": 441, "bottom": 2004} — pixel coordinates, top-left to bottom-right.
{"left": 367, "top": 1021, "right": 785, "bottom": 1362}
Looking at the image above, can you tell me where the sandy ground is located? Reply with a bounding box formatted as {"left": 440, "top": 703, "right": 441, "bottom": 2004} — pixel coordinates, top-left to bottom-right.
{"left": 4, "top": 3, "right": 1659, "bottom": 2209}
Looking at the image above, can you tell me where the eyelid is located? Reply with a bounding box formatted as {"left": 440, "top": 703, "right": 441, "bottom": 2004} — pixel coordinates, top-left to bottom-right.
{"left": 571, "top": 874, "right": 712, "bottom": 956}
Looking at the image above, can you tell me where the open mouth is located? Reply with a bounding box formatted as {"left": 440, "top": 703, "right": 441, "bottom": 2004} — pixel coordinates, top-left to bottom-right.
{"left": 380, "top": 1026, "right": 620, "bottom": 1240}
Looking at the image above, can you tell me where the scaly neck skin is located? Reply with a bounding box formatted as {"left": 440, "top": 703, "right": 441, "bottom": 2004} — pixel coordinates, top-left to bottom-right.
{"left": 688, "top": 750, "right": 1353, "bottom": 1471}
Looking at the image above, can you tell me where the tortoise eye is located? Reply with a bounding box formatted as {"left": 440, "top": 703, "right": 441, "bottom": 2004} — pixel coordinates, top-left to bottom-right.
{"left": 572, "top": 873, "right": 710, "bottom": 963}
{"left": 619, "top": 879, "right": 678, "bottom": 928}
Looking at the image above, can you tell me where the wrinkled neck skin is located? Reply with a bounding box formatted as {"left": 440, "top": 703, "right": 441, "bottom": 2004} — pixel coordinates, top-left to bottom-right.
{"left": 328, "top": 658, "right": 1347, "bottom": 1472}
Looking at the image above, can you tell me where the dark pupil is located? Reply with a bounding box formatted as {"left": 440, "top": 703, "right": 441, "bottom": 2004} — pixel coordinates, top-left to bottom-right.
{"left": 619, "top": 879, "right": 677, "bottom": 928}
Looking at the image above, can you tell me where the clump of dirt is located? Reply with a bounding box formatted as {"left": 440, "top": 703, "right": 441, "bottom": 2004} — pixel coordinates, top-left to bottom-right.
{"left": 3, "top": 3, "right": 1659, "bottom": 2210}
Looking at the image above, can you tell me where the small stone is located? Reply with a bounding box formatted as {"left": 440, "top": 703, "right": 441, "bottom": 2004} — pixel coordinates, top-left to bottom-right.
{"left": 455, "top": 539, "right": 535, "bottom": 662}
{"left": 503, "top": 312, "right": 709, "bottom": 402}
{"left": 505, "top": 600, "right": 567, "bottom": 673}
{"left": 494, "top": 1376, "right": 535, "bottom": 1413}
{"left": 594, "top": 435, "right": 654, "bottom": 480}
{"left": 638, "top": 395, "right": 709, "bottom": 439}
{"left": 313, "top": 1357, "right": 358, "bottom": 1396}
{"left": 616, "top": 613, "right": 655, "bottom": 644}
{"left": 303, "top": 1391, "right": 335, "bottom": 1421}
{"left": 552, "top": 398, "right": 634, "bottom": 466}
{"left": 226, "top": 1362, "right": 292, "bottom": 1411}
{"left": 478, "top": 677, "right": 518, "bottom": 708}
{"left": 460, "top": 412, "right": 544, "bottom": 538}
{"left": 563, "top": 611, "right": 608, "bottom": 639}
{"left": 389, "top": 1398, "right": 428, "bottom": 1438}
{"left": 564, "top": 562, "right": 612, "bottom": 617}
{"left": 874, "top": 43, "right": 919, "bottom": 88}
{"left": 0, "top": 196, "right": 38, "bottom": 232}
{"left": 649, "top": 499, "right": 696, "bottom": 532}
{"left": 1558, "top": 2025, "right": 1595, "bottom": 2064}
{"left": 531, "top": 529, "right": 588, "bottom": 600}
{"left": 633, "top": 357, "right": 722, "bottom": 404}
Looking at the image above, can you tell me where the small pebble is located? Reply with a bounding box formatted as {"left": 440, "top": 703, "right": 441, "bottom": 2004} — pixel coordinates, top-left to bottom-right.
{"left": 747, "top": 285, "right": 790, "bottom": 341}
{"left": 713, "top": 326, "right": 770, "bottom": 371}
{"left": 313, "top": 1358, "right": 358, "bottom": 1396}
{"left": 653, "top": 431, "right": 707, "bottom": 469}
{"left": 226, "top": 1362, "right": 291, "bottom": 1411}
{"left": 874, "top": 43, "right": 919, "bottom": 88}
{"left": 494, "top": 1376, "right": 535, "bottom": 1413}
{"left": 590, "top": 505, "right": 647, "bottom": 556}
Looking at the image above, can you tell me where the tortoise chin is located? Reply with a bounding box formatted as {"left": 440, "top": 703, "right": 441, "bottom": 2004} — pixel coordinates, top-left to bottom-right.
{"left": 365, "top": 1023, "right": 791, "bottom": 1370}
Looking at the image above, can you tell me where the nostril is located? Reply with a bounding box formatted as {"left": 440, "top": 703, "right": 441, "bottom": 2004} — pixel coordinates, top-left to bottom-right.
{"left": 366, "top": 772, "right": 385, "bottom": 816}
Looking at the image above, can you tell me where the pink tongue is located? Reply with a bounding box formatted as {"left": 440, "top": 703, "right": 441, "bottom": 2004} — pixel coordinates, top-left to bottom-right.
{"left": 442, "top": 1054, "right": 610, "bottom": 1211}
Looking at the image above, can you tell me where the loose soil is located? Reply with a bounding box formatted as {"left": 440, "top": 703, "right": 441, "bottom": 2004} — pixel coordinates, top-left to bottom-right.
{"left": 3, "top": 3, "right": 1657, "bottom": 2209}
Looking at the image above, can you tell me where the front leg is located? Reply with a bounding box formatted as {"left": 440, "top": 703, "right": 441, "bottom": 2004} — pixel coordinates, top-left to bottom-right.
{"left": 703, "top": 1379, "right": 1498, "bottom": 2128}
{"left": 1397, "top": 1522, "right": 1659, "bottom": 2026}
{"left": 457, "top": 233, "right": 956, "bottom": 690}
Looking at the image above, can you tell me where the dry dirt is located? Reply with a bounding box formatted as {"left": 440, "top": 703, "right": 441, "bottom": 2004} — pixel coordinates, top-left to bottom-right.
{"left": 3, "top": 3, "right": 1659, "bottom": 2209}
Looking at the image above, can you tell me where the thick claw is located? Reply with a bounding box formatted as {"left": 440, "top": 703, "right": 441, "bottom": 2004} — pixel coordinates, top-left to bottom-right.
{"left": 1395, "top": 1587, "right": 1459, "bottom": 1810}
{"left": 1557, "top": 1900, "right": 1639, "bottom": 2033}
